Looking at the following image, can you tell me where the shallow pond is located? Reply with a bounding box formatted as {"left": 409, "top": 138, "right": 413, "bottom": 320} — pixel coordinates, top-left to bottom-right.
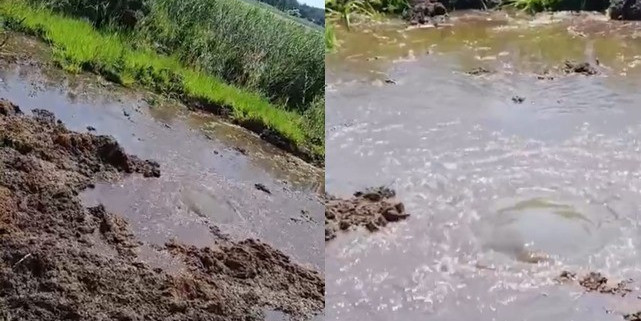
{"left": 326, "top": 11, "right": 641, "bottom": 321}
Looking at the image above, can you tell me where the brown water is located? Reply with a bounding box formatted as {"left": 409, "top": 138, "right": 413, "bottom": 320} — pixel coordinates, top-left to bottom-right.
{"left": 326, "top": 11, "right": 641, "bottom": 321}
{"left": 0, "top": 33, "right": 324, "bottom": 276}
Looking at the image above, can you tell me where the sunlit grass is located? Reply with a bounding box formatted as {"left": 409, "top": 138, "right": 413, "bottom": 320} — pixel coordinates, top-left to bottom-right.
{"left": 31, "top": 0, "right": 324, "bottom": 114}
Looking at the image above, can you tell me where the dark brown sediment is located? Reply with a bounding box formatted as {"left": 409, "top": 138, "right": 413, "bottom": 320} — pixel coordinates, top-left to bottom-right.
{"left": 0, "top": 99, "right": 323, "bottom": 321}
{"left": 325, "top": 187, "right": 410, "bottom": 241}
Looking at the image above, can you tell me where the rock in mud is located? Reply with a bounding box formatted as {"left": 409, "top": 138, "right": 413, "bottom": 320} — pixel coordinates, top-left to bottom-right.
{"left": 557, "top": 271, "right": 632, "bottom": 297}
{"left": 407, "top": 0, "right": 448, "bottom": 25}
{"left": 466, "top": 67, "right": 492, "bottom": 76}
{"left": 562, "top": 60, "right": 598, "bottom": 76}
{"left": 255, "top": 183, "right": 272, "bottom": 194}
{"left": 625, "top": 311, "right": 641, "bottom": 321}
{"left": 0, "top": 99, "right": 323, "bottom": 321}
{"left": 325, "top": 187, "right": 410, "bottom": 241}
{"left": 384, "top": 78, "right": 397, "bottom": 85}
{"left": 609, "top": 0, "right": 641, "bottom": 20}
{"left": 512, "top": 96, "right": 525, "bottom": 104}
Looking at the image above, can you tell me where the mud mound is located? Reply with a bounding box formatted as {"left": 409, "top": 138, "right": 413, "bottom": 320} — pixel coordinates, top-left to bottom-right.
{"left": 562, "top": 60, "right": 598, "bottom": 76}
{"left": 325, "top": 187, "right": 410, "bottom": 241}
{"left": 466, "top": 67, "right": 492, "bottom": 76}
{"left": 609, "top": 0, "right": 641, "bottom": 20}
{"left": 0, "top": 99, "right": 323, "bottom": 321}
{"left": 557, "top": 271, "right": 632, "bottom": 296}
{"left": 407, "top": 0, "right": 447, "bottom": 25}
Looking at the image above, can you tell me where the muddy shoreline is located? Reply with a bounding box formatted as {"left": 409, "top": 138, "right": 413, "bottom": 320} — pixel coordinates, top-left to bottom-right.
{"left": 0, "top": 100, "right": 324, "bottom": 320}
{"left": 406, "top": 0, "right": 640, "bottom": 24}
{"left": 0, "top": 29, "right": 322, "bottom": 168}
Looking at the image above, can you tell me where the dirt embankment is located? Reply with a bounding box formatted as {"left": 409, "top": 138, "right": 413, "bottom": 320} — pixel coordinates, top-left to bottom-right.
{"left": 0, "top": 100, "right": 323, "bottom": 321}
{"left": 325, "top": 187, "right": 410, "bottom": 241}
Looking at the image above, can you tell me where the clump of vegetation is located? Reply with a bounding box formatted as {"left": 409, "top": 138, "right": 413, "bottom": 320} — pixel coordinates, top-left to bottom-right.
{"left": 501, "top": 0, "right": 608, "bottom": 13}
{"left": 325, "top": 0, "right": 381, "bottom": 29}
{"left": 325, "top": 23, "right": 337, "bottom": 51}
{"left": 302, "top": 97, "right": 325, "bottom": 158}
{"left": 0, "top": 1, "right": 324, "bottom": 164}
{"left": 501, "top": 0, "right": 561, "bottom": 12}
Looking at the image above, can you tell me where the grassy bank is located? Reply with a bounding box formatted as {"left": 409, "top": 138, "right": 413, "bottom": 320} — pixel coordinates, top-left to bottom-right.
{"left": 0, "top": 1, "right": 324, "bottom": 164}
{"left": 29, "top": 0, "right": 324, "bottom": 113}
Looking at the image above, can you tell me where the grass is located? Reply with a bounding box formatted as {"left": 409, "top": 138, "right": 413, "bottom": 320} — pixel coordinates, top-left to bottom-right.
{"left": 501, "top": 0, "right": 562, "bottom": 12}
{"left": 240, "top": 0, "right": 324, "bottom": 30}
{"left": 31, "top": 0, "right": 324, "bottom": 114}
{"left": 325, "top": 0, "right": 380, "bottom": 29}
{"left": 325, "top": 23, "right": 337, "bottom": 51}
{"left": 0, "top": 0, "right": 324, "bottom": 164}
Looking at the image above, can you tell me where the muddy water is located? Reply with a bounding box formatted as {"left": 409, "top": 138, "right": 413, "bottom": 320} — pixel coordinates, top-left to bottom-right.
{"left": 0, "top": 33, "right": 324, "bottom": 273}
{"left": 326, "top": 12, "right": 641, "bottom": 321}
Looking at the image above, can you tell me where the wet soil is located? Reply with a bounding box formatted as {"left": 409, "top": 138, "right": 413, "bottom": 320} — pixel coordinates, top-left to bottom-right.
{"left": 325, "top": 187, "right": 410, "bottom": 241}
{"left": 408, "top": 0, "right": 448, "bottom": 25}
{"left": 562, "top": 60, "right": 599, "bottom": 76}
{"left": 0, "top": 100, "right": 323, "bottom": 320}
{"left": 557, "top": 271, "right": 632, "bottom": 296}
{"left": 0, "top": 32, "right": 324, "bottom": 274}
{"left": 609, "top": 0, "right": 641, "bottom": 20}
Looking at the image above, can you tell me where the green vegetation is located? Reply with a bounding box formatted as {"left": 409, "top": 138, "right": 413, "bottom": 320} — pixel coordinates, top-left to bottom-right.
{"left": 252, "top": 0, "right": 325, "bottom": 26}
{"left": 325, "top": 0, "right": 380, "bottom": 29}
{"left": 0, "top": 0, "right": 324, "bottom": 164}
{"left": 502, "top": 0, "right": 561, "bottom": 12}
{"left": 325, "top": 0, "right": 412, "bottom": 29}
{"left": 241, "top": 0, "right": 324, "bottom": 29}
{"left": 325, "top": 23, "right": 337, "bottom": 51}
{"left": 30, "top": 0, "right": 323, "bottom": 113}
{"left": 501, "top": 0, "right": 607, "bottom": 12}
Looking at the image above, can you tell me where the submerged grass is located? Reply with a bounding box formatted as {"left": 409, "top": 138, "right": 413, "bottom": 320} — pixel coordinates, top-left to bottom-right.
{"left": 0, "top": 1, "right": 324, "bottom": 163}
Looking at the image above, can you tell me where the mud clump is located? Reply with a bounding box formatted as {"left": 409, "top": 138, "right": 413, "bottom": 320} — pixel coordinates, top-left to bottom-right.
{"left": 562, "top": 60, "right": 598, "bottom": 76}
{"left": 625, "top": 311, "right": 641, "bottom": 321}
{"left": 466, "top": 67, "right": 492, "bottom": 76}
{"left": 407, "top": 0, "right": 447, "bottom": 25}
{"left": 609, "top": 0, "right": 641, "bottom": 20}
{"left": 557, "top": 271, "right": 632, "bottom": 297}
{"left": 0, "top": 99, "right": 323, "bottom": 320}
{"left": 512, "top": 96, "right": 525, "bottom": 104}
{"left": 325, "top": 187, "right": 410, "bottom": 241}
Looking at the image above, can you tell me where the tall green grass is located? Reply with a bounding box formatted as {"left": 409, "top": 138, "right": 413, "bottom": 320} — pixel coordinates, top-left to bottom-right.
{"left": 0, "top": 1, "right": 324, "bottom": 163}
{"left": 30, "top": 0, "right": 324, "bottom": 113}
